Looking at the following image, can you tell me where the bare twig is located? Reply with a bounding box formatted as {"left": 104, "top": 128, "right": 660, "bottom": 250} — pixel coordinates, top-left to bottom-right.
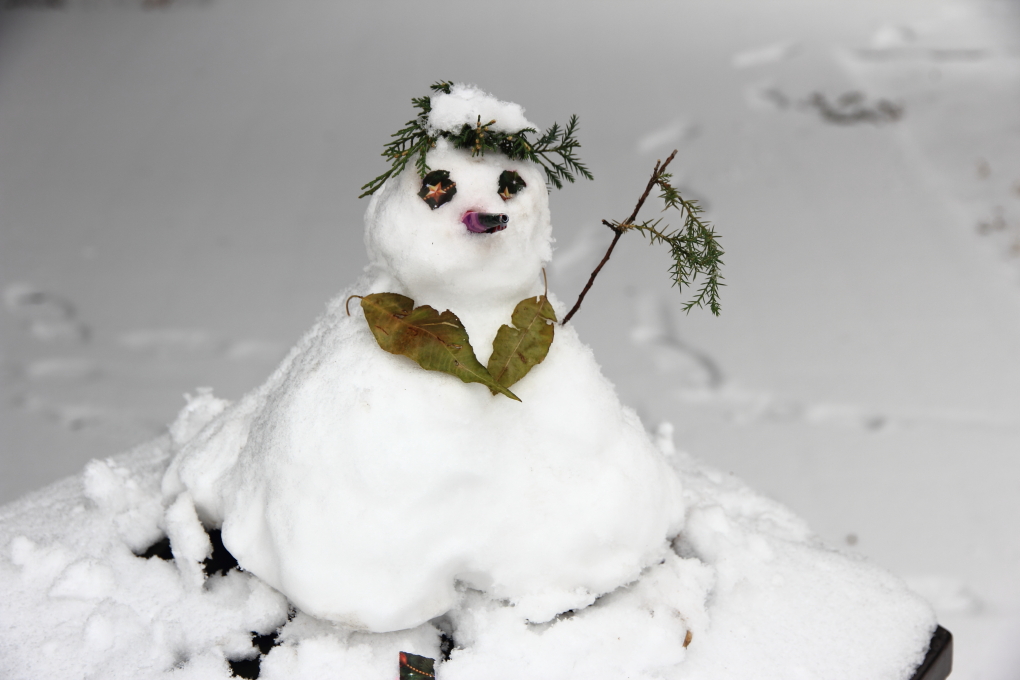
{"left": 561, "top": 150, "right": 678, "bottom": 325}
{"left": 561, "top": 227, "right": 623, "bottom": 325}
{"left": 624, "top": 150, "right": 677, "bottom": 226}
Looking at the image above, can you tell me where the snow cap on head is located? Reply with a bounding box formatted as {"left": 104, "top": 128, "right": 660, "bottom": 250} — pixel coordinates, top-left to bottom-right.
{"left": 427, "top": 83, "right": 536, "bottom": 135}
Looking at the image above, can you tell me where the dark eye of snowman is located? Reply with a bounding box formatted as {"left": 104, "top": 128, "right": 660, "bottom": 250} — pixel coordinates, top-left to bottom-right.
{"left": 498, "top": 170, "right": 527, "bottom": 201}
{"left": 418, "top": 170, "right": 456, "bottom": 210}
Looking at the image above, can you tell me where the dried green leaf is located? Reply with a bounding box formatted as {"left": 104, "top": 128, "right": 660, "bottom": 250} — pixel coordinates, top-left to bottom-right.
{"left": 360, "top": 293, "right": 521, "bottom": 402}
{"left": 487, "top": 295, "right": 556, "bottom": 392}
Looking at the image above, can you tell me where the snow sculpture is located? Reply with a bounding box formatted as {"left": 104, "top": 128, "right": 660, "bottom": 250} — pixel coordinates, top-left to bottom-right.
{"left": 1, "top": 83, "right": 942, "bottom": 680}
{"left": 162, "top": 84, "right": 685, "bottom": 633}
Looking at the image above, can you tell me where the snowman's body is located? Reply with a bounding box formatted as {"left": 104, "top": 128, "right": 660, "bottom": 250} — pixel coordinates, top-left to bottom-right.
{"left": 163, "top": 89, "right": 684, "bottom": 633}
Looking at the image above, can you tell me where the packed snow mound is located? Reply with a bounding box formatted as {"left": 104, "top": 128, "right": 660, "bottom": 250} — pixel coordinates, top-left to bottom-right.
{"left": 426, "top": 83, "right": 536, "bottom": 135}
{"left": 162, "top": 140, "right": 685, "bottom": 632}
{"left": 0, "top": 434, "right": 935, "bottom": 680}
{"left": 163, "top": 299, "right": 685, "bottom": 632}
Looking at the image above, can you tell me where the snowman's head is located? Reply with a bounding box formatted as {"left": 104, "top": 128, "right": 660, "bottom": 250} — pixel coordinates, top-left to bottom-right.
{"left": 365, "top": 142, "right": 552, "bottom": 306}
{"left": 364, "top": 85, "right": 558, "bottom": 306}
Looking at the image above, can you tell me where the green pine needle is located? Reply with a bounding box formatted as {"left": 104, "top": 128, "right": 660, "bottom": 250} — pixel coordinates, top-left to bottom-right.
{"left": 614, "top": 175, "right": 724, "bottom": 315}
{"left": 563, "top": 150, "right": 724, "bottom": 324}
{"left": 626, "top": 171, "right": 725, "bottom": 314}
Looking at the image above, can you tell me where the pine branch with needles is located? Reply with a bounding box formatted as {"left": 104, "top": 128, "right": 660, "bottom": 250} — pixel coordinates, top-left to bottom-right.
{"left": 562, "top": 150, "right": 724, "bottom": 324}
{"left": 358, "top": 82, "right": 450, "bottom": 198}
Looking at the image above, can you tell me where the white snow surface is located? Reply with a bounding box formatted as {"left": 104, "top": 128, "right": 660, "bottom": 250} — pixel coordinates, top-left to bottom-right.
{"left": 427, "top": 84, "right": 536, "bottom": 135}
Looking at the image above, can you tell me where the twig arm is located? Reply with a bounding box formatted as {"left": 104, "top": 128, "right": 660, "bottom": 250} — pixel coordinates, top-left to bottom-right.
{"left": 623, "top": 149, "right": 677, "bottom": 227}
{"left": 561, "top": 226, "right": 623, "bottom": 325}
{"left": 561, "top": 150, "right": 679, "bottom": 325}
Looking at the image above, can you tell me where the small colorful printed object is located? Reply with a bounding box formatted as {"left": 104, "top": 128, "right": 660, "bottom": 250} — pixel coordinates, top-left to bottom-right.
{"left": 498, "top": 169, "right": 527, "bottom": 200}
{"left": 399, "top": 651, "right": 436, "bottom": 679}
{"left": 418, "top": 169, "right": 457, "bottom": 209}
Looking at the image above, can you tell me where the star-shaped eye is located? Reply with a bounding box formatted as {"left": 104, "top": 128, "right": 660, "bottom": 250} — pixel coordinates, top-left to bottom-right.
{"left": 418, "top": 170, "right": 456, "bottom": 209}
{"left": 497, "top": 170, "right": 526, "bottom": 201}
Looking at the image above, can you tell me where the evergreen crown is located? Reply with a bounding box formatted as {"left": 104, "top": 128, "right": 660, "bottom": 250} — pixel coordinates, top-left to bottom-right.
{"left": 359, "top": 82, "right": 592, "bottom": 198}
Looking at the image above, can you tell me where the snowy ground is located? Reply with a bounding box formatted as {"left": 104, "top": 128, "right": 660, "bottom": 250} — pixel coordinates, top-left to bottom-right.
{"left": 1, "top": 0, "right": 1018, "bottom": 678}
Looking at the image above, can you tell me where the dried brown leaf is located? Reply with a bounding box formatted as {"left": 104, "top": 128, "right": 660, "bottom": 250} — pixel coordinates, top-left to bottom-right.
{"left": 359, "top": 293, "right": 520, "bottom": 401}
{"left": 487, "top": 295, "right": 556, "bottom": 392}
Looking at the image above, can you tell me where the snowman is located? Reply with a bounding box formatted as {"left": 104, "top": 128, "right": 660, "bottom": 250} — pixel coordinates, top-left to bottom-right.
{"left": 162, "top": 83, "right": 685, "bottom": 633}
{"left": 0, "top": 83, "right": 940, "bottom": 680}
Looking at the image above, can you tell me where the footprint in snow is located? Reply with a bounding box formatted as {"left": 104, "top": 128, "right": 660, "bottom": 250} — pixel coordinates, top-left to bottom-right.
{"left": 803, "top": 91, "right": 903, "bottom": 125}
{"left": 14, "top": 392, "right": 158, "bottom": 435}
{"left": 3, "top": 283, "right": 90, "bottom": 344}
{"left": 118, "top": 329, "right": 283, "bottom": 363}
{"left": 628, "top": 288, "right": 723, "bottom": 390}
{"left": 117, "top": 328, "right": 222, "bottom": 355}
{"left": 24, "top": 357, "right": 100, "bottom": 382}
{"left": 745, "top": 83, "right": 790, "bottom": 111}
{"left": 635, "top": 119, "right": 699, "bottom": 156}
{"left": 731, "top": 41, "right": 800, "bottom": 69}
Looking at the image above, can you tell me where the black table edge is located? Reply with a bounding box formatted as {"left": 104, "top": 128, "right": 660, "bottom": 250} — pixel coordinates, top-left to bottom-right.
{"left": 909, "top": 625, "right": 953, "bottom": 680}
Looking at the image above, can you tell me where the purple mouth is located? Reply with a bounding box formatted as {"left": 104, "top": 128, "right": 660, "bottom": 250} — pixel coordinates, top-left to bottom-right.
{"left": 462, "top": 211, "right": 509, "bottom": 234}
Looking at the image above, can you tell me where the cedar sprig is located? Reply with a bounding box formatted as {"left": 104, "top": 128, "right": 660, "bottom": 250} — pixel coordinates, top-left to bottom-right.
{"left": 358, "top": 81, "right": 451, "bottom": 198}
{"left": 523, "top": 115, "right": 593, "bottom": 189}
{"left": 562, "top": 150, "right": 724, "bottom": 324}
{"left": 444, "top": 113, "right": 592, "bottom": 189}
{"left": 624, "top": 172, "right": 723, "bottom": 314}
{"left": 360, "top": 81, "right": 592, "bottom": 197}
{"left": 445, "top": 116, "right": 511, "bottom": 158}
